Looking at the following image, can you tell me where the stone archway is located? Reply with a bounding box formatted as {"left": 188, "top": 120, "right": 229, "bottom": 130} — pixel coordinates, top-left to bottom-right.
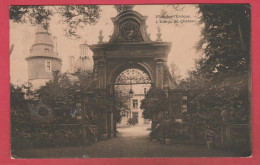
{"left": 113, "top": 66, "right": 152, "bottom": 127}
{"left": 89, "top": 7, "right": 176, "bottom": 90}
{"left": 81, "top": 6, "right": 184, "bottom": 138}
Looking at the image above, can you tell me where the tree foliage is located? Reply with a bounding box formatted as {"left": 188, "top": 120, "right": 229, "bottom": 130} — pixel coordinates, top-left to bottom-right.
{"left": 10, "top": 70, "right": 95, "bottom": 150}
{"left": 89, "top": 87, "right": 128, "bottom": 123}
{"left": 196, "top": 4, "right": 250, "bottom": 78}
{"left": 10, "top": 5, "right": 101, "bottom": 38}
{"left": 90, "top": 89, "right": 111, "bottom": 112}
{"left": 169, "top": 61, "right": 181, "bottom": 84}
{"left": 10, "top": 83, "right": 27, "bottom": 110}
{"left": 9, "top": 5, "right": 137, "bottom": 38}
{"left": 113, "top": 5, "right": 134, "bottom": 13}
{"left": 34, "top": 71, "right": 80, "bottom": 123}
{"left": 113, "top": 89, "right": 130, "bottom": 124}
{"left": 10, "top": 83, "right": 31, "bottom": 125}
{"left": 180, "top": 4, "right": 251, "bottom": 130}
{"left": 141, "top": 87, "right": 168, "bottom": 119}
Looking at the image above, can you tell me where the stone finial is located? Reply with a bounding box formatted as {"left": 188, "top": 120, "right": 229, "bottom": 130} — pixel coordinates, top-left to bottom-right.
{"left": 157, "top": 26, "right": 161, "bottom": 33}
{"left": 221, "top": 110, "right": 228, "bottom": 122}
{"left": 98, "top": 30, "right": 104, "bottom": 43}
{"left": 156, "top": 26, "right": 162, "bottom": 41}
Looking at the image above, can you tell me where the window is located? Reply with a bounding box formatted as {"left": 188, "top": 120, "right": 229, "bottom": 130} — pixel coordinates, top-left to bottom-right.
{"left": 133, "top": 99, "right": 138, "bottom": 109}
{"left": 45, "top": 61, "right": 51, "bottom": 72}
{"left": 132, "top": 112, "right": 138, "bottom": 120}
{"left": 144, "top": 88, "right": 147, "bottom": 94}
{"left": 45, "top": 48, "right": 49, "bottom": 52}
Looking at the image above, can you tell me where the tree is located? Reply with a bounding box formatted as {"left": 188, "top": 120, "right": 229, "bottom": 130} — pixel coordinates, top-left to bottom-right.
{"left": 196, "top": 4, "right": 250, "bottom": 78}
{"left": 73, "top": 70, "right": 93, "bottom": 90}
{"left": 9, "top": 5, "right": 138, "bottom": 38}
{"left": 181, "top": 71, "right": 249, "bottom": 124}
{"left": 114, "top": 5, "right": 135, "bottom": 13}
{"left": 141, "top": 87, "right": 168, "bottom": 120}
{"left": 113, "top": 87, "right": 132, "bottom": 124}
{"left": 91, "top": 89, "right": 111, "bottom": 112}
{"left": 10, "top": 83, "right": 27, "bottom": 110}
{"left": 10, "top": 83, "right": 34, "bottom": 150}
{"left": 34, "top": 71, "right": 76, "bottom": 123}
{"left": 10, "top": 71, "right": 96, "bottom": 150}
{"left": 179, "top": 4, "right": 251, "bottom": 128}
{"left": 10, "top": 5, "right": 101, "bottom": 38}
{"left": 33, "top": 70, "right": 94, "bottom": 123}
{"left": 169, "top": 61, "right": 181, "bottom": 84}
{"left": 10, "top": 83, "right": 31, "bottom": 124}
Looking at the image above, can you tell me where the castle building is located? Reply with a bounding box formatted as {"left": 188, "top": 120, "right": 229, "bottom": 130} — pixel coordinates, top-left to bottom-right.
{"left": 25, "top": 24, "right": 62, "bottom": 90}
{"left": 68, "top": 41, "right": 93, "bottom": 73}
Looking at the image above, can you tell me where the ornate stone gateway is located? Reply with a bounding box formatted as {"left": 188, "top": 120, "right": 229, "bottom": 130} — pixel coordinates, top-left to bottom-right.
{"left": 80, "top": 6, "right": 185, "bottom": 139}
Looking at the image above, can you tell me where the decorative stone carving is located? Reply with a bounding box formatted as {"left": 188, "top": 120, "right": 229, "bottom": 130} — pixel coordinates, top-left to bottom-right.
{"left": 119, "top": 20, "right": 142, "bottom": 42}
{"left": 109, "top": 9, "right": 152, "bottom": 43}
{"left": 115, "top": 68, "right": 151, "bottom": 85}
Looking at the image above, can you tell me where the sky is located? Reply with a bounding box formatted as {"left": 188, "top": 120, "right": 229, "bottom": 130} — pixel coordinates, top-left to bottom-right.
{"left": 10, "top": 5, "right": 203, "bottom": 85}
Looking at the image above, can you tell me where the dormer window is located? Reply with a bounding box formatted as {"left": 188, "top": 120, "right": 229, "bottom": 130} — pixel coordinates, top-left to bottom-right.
{"left": 45, "top": 61, "right": 51, "bottom": 72}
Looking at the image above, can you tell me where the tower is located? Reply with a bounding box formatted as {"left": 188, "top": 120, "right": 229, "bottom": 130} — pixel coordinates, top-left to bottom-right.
{"left": 25, "top": 24, "right": 62, "bottom": 90}
{"left": 78, "top": 41, "right": 93, "bottom": 71}
{"left": 68, "top": 41, "right": 93, "bottom": 73}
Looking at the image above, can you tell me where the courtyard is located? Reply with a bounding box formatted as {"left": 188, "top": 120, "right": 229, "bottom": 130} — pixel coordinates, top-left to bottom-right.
{"left": 13, "top": 125, "right": 245, "bottom": 158}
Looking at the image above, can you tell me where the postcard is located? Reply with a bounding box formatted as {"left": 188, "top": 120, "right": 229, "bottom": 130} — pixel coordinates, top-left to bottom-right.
{"left": 6, "top": 2, "right": 255, "bottom": 163}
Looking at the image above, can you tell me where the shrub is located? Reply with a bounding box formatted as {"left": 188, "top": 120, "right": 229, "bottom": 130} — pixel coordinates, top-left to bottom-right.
{"left": 141, "top": 87, "right": 169, "bottom": 120}
{"left": 127, "top": 117, "right": 138, "bottom": 125}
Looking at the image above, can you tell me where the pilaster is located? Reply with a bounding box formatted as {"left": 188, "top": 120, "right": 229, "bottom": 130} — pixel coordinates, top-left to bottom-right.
{"left": 155, "top": 58, "right": 164, "bottom": 89}
{"left": 96, "top": 57, "right": 106, "bottom": 89}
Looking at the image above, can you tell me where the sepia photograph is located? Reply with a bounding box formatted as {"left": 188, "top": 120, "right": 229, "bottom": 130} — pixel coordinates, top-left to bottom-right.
{"left": 9, "top": 4, "right": 251, "bottom": 158}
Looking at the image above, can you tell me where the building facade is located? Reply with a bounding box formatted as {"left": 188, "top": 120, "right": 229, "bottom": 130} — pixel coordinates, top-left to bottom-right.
{"left": 118, "top": 84, "right": 151, "bottom": 127}
{"left": 129, "top": 84, "right": 151, "bottom": 125}
{"left": 25, "top": 24, "right": 62, "bottom": 90}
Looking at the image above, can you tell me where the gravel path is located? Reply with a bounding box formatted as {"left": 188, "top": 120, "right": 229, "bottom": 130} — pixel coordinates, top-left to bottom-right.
{"left": 14, "top": 125, "right": 245, "bottom": 158}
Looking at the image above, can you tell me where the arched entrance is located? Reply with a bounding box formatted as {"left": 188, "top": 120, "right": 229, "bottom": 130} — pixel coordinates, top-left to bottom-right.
{"left": 89, "top": 6, "right": 175, "bottom": 91}
{"left": 109, "top": 62, "right": 153, "bottom": 87}
{"left": 81, "top": 6, "right": 185, "bottom": 139}
{"left": 113, "top": 67, "right": 152, "bottom": 128}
